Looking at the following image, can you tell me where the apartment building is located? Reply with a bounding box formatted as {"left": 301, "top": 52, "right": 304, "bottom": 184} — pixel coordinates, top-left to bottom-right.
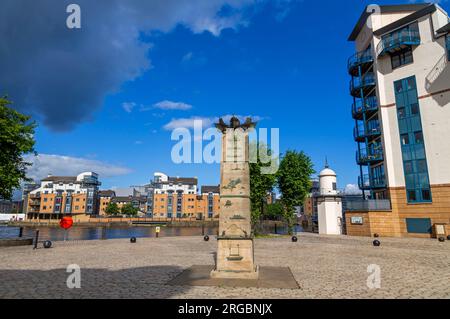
{"left": 97, "top": 190, "right": 116, "bottom": 215}
{"left": 346, "top": 3, "right": 450, "bottom": 238}
{"left": 26, "top": 172, "right": 101, "bottom": 221}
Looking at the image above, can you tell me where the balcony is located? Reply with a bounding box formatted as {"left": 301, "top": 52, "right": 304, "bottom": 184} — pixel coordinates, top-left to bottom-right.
{"left": 356, "top": 147, "right": 384, "bottom": 165}
{"left": 345, "top": 199, "right": 392, "bottom": 212}
{"left": 350, "top": 73, "right": 376, "bottom": 98}
{"left": 358, "top": 174, "right": 386, "bottom": 190}
{"left": 29, "top": 200, "right": 41, "bottom": 206}
{"left": 353, "top": 120, "right": 381, "bottom": 142}
{"left": 377, "top": 29, "right": 420, "bottom": 57}
{"left": 352, "top": 96, "right": 378, "bottom": 119}
{"left": 29, "top": 194, "right": 41, "bottom": 199}
{"left": 348, "top": 50, "right": 374, "bottom": 76}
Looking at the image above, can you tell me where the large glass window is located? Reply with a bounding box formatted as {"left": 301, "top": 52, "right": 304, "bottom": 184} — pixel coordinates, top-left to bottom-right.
{"left": 391, "top": 48, "right": 413, "bottom": 69}
{"left": 446, "top": 35, "right": 450, "bottom": 61}
{"left": 394, "top": 76, "right": 431, "bottom": 203}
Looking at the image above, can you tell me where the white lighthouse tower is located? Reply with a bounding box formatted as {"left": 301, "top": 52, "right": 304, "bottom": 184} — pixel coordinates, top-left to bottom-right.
{"left": 317, "top": 160, "right": 343, "bottom": 235}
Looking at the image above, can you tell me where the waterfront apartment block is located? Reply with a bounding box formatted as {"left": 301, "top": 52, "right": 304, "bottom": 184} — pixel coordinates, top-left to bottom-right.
{"left": 346, "top": 3, "right": 450, "bottom": 238}
{"left": 149, "top": 172, "right": 220, "bottom": 219}
{"left": 26, "top": 172, "right": 101, "bottom": 221}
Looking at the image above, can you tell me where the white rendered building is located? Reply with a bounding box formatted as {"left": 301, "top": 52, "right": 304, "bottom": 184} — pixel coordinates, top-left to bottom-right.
{"left": 346, "top": 3, "right": 450, "bottom": 237}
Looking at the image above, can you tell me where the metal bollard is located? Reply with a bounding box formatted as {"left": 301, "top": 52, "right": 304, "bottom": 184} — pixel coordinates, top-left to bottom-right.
{"left": 274, "top": 223, "right": 277, "bottom": 234}
{"left": 202, "top": 223, "right": 205, "bottom": 236}
{"left": 19, "top": 227, "right": 23, "bottom": 238}
{"left": 33, "top": 230, "right": 40, "bottom": 250}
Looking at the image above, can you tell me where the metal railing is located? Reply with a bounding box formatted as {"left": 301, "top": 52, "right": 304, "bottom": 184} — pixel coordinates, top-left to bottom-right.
{"left": 345, "top": 199, "right": 392, "bottom": 211}
{"left": 356, "top": 148, "right": 383, "bottom": 164}
{"left": 352, "top": 96, "right": 378, "bottom": 117}
{"left": 358, "top": 174, "right": 386, "bottom": 189}
{"left": 350, "top": 73, "right": 376, "bottom": 94}
{"left": 377, "top": 29, "right": 420, "bottom": 56}
{"left": 348, "top": 50, "right": 374, "bottom": 73}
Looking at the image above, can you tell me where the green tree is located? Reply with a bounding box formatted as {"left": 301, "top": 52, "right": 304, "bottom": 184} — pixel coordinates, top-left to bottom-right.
{"left": 277, "top": 150, "right": 315, "bottom": 234}
{"left": 121, "top": 203, "right": 138, "bottom": 217}
{"left": 249, "top": 142, "right": 277, "bottom": 232}
{"left": 264, "top": 202, "right": 284, "bottom": 220}
{"left": 0, "top": 97, "right": 36, "bottom": 200}
{"left": 105, "top": 202, "right": 120, "bottom": 216}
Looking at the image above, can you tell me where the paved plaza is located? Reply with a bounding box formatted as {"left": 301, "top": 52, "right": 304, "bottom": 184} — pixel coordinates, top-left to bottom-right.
{"left": 0, "top": 233, "right": 449, "bottom": 299}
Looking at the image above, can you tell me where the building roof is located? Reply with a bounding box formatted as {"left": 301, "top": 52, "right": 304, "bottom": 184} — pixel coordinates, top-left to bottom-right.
{"left": 348, "top": 3, "right": 433, "bottom": 41}
{"left": 41, "top": 176, "right": 78, "bottom": 183}
{"left": 112, "top": 196, "right": 146, "bottom": 203}
{"left": 319, "top": 168, "right": 336, "bottom": 177}
{"left": 98, "top": 190, "right": 116, "bottom": 197}
{"left": 202, "top": 185, "right": 220, "bottom": 194}
{"left": 436, "top": 22, "right": 450, "bottom": 34}
{"left": 164, "top": 177, "right": 198, "bottom": 185}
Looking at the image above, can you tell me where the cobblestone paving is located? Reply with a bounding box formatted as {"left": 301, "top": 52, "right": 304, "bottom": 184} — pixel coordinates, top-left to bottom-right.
{"left": 0, "top": 233, "right": 449, "bottom": 299}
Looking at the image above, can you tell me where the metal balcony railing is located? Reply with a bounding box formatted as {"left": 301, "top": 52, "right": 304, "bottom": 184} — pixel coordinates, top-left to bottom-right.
{"left": 356, "top": 148, "right": 384, "bottom": 165}
{"left": 352, "top": 96, "right": 378, "bottom": 118}
{"left": 348, "top": 50, "right": 374, "bottom": 75}
{"left": 358, "top": 174, "right": 386, "bottom": 189}
{"left": 345, "top": 199, "right": 392, "bottom": 211}
{"left": 350, "top": 73, "right": 376, "bottom": 97}
{"left": 353, "top": 120, "right": 381, "bottom": 141}
{"left": 377, "top": 29, "right": 420, "bottom": 57}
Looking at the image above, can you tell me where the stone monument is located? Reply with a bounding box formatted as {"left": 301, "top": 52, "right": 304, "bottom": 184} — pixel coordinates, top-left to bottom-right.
{"left": 210, "top": 116, "right": 259, "bottom": 279}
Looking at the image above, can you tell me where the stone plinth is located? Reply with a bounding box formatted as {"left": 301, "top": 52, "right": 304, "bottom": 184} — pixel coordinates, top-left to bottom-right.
{"left": 211, "top": 116, "right": 258, "bottom": 279}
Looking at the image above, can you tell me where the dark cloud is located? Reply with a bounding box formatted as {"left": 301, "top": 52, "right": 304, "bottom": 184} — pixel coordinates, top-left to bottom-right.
{"left": 0, "top": 0, "right": 256, "bottom": 131}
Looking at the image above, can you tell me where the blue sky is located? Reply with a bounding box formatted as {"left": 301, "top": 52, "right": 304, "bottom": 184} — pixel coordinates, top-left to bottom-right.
{"left": 3, "top": 0, "right": 449, "bottom": 192}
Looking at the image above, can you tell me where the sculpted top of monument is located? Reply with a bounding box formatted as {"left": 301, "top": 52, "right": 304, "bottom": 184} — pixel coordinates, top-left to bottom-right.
{"left": 215, "top": 116, "right": 257, "bottom": 133}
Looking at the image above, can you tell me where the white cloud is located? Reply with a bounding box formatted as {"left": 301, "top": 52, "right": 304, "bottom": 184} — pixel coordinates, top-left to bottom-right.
{"left": 122, "top": 102, "right": 137, "bottom": 113}
{"left": 343, "top": 184, "right": 362, "bottom": 195}
{"left": 25, "top": 154, "right": 132, "bottom": 181}
{"left": 163, "top": 114, "right": 264, "bottom": 130}
{"left": 182, "top": 52, "right": 194, "bottom": 62}
{"left": 153, "top": 100, "right": 193, "bottom": 111}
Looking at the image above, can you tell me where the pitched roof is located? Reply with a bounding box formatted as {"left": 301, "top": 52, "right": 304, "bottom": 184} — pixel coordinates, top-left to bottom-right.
{"left": 164, "top": 177, "right": 198, "bottom": 185}
{"left": 436, "top": 22, "right": 450, "bottom": 34}
{"left": 99, "top": 190, "right": 116, "bottom": 197}
{"left": 41, "top": 176, "right": 77, "bottom": 183}
{"left": 201, "top": 185, "right": 220, "bottom": 194}
{"left": 348, "top": 3, "right": 433, "bottom": 41}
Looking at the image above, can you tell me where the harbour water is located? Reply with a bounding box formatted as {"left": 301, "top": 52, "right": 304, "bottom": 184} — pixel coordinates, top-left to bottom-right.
{"left": 0, "top": 223, "right": 303, "bottom": 242}
{"left": 0, "top": 225, "right": 218, "bottom": 242}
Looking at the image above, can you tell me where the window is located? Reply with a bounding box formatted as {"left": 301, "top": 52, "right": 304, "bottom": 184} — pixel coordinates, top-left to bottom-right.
{"left": 414, "top": 131, "right": 423, "bottom": 144}
{"left": 407, "top": 190, "right": 417, "bottom": 202}
{"left": 395, "top": 76, "right": 431, "bottom": 203}
{"left": 422, "top": 189, "right": 431, "bottom": 201}
{"left": 391, "top": 48, "right": 413, "bottom": 69}
{"left": 398, "top": 107, "right": 406, "bottom": 118}
{"left": 401, "top": 134, "right": 410, "bottom": 145}
{"left": 446, "top": 35, "right": 450, "bottom": 61}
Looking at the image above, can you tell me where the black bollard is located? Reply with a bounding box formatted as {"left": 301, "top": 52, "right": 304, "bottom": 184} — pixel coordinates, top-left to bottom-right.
{"left": 373, "top": 240, "right": 381, "bottom": 247}
{"left": 202, "top": 223, "right": 205, "bottom": 236}
{"left": 274, "top": 223, "right": 277, "bottom": 235}
{"left": 204, "top": 235, "right": 210, "bottom": 242}
{"left": 374, "top": 233, "right": 380, "bottom": 238}
{"left": 292, "top": 236, "right": 298, "bottom": 243}
{"left": 438, "top": 237, "right": 445, "bottom": 243}
{"left": 33, "top": 230, "right": 40, "bottom": 250}
{"left": 447, "top": 235, "right": 450, "bottom": 241}
{"left": 130, "top": 237, "right": 137, "bottom": 243}
{"left": 43, "top": 241, "right": 52, "bottom": 249}
{"left": 19, "top": 227, "right": 23, "bottom": 238}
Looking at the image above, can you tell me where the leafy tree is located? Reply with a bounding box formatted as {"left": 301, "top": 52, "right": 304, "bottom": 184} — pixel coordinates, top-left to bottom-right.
{"left": 105, "top": 202, "right": 120, "bottom": 216}
{"left": 121, "top": 203, "right": 138, "bottom": 217}
{"left": 249, "top": 142, "right": 277, "bottom": 231}
{"left": 264, "top": 202, "right": 284, "bottom": 220}
{"left": 277, "top": 150, "right": 315, "bottom": 234}
{"left": 0, "top": 97, "right": 36, "bottom": 200}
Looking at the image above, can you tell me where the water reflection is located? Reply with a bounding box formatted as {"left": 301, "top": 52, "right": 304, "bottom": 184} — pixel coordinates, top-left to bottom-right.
{"left": 0, "top": 223, "right": 304, "bottom": 242}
